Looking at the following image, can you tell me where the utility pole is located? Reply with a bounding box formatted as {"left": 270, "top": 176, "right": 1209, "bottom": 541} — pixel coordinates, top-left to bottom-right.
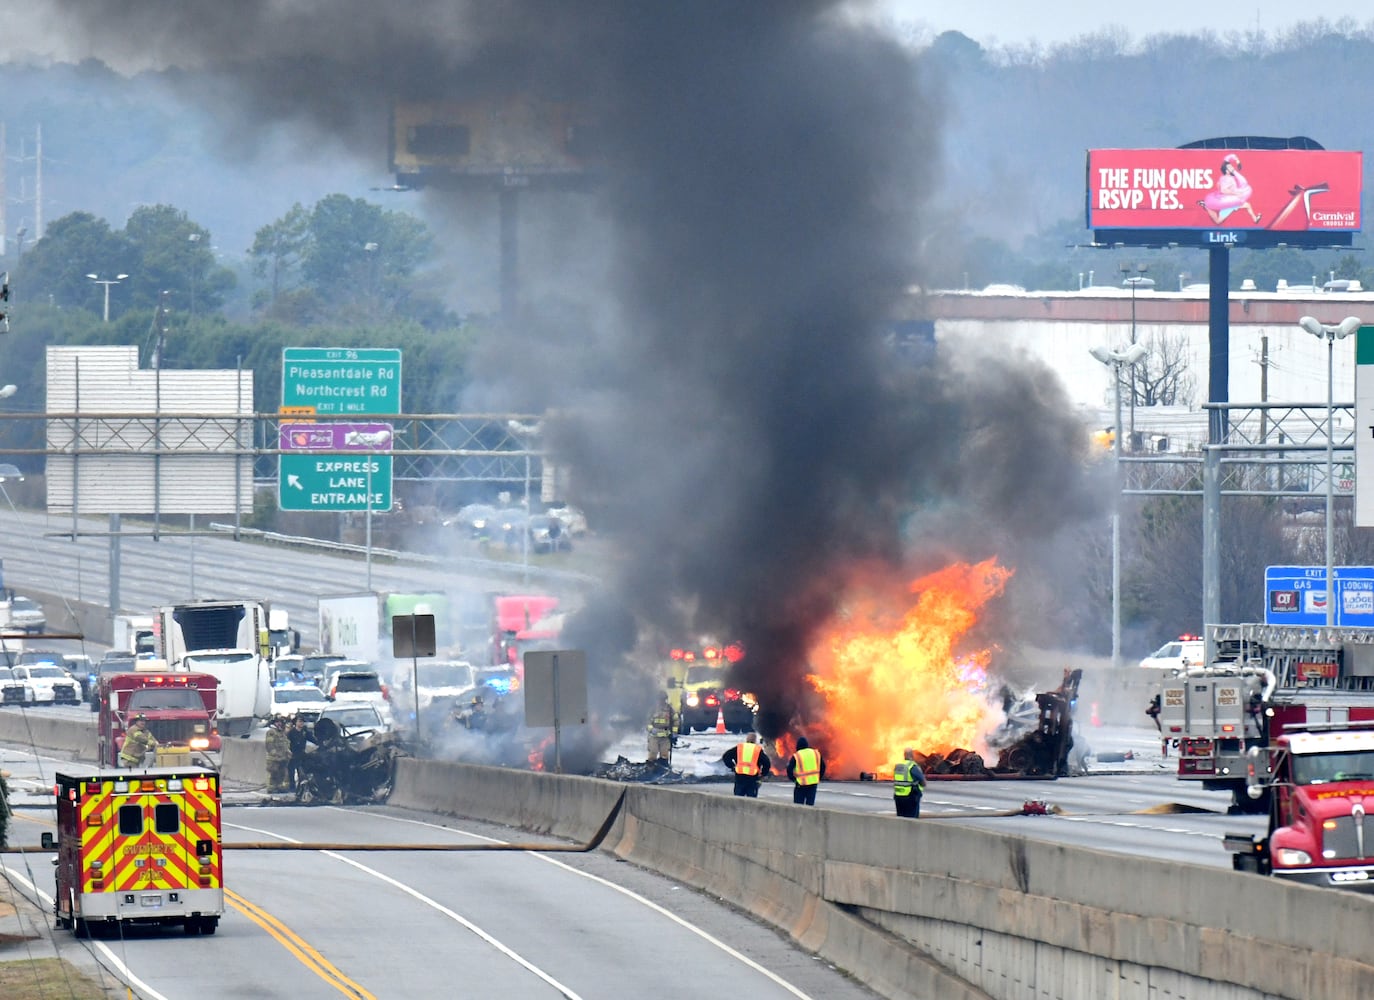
{"left": 0, "top": 122, "right": 6, "bottom": 258}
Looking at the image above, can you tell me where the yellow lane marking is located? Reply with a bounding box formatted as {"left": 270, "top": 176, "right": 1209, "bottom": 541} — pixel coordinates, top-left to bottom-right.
{"left": 225, "top": 888, "right": 376, "bottom": 1000}
{"left": 11, "top": 812, "right": 55, "bottom": 826}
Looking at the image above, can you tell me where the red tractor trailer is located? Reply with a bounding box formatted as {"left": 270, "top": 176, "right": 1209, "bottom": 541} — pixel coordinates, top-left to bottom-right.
{"left": 1226, "top": 725, "right": 1374, "bottom": 891}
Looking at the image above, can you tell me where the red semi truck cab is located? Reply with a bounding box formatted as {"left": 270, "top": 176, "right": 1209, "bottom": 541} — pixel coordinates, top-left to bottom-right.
{"left": 490, "top": 594, "right": 561, "bottom": 671}
{"left": 97, "top": 666, "right": 222, "bottom": 768}
{"left": 1226, "top": 726, "right": 1374, "bottom": 891}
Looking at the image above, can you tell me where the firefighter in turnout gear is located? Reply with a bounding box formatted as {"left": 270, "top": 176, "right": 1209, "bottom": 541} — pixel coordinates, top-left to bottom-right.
{"left": 722, "top": 733, "right": 770, "bottom": 797}
{"left": 265, "top": 716, "right": 292, "bottom": 793}
{"left": 893, "top": 747, "right": 926, "bottom": 818}
{"left": 647, "top": 694, "right": 676, "bottom": 765}
{"left": 118, "top": 715, "right": 159, "bottom": 768}
{"left": 786, "top": 735, "right": 824, "bottom": 805}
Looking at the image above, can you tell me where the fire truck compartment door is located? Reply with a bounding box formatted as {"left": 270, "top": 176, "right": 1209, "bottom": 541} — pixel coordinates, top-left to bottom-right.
{"left": 1209, "top": 682, "right": 1245, "bottom": 732}
{"left": 1159, "top": 684, "right": 1187, "bottom": 731}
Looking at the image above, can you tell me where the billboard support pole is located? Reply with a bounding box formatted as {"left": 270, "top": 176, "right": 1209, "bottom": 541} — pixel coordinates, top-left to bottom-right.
{"left": 1207, "top": 246, "right": 1230, "bottom": 433}
{"left": 1202, "top": 246, "right": 1229, "bottom": 641}
{"left": 500, "top": 189, "right": 519, "bottom": 325}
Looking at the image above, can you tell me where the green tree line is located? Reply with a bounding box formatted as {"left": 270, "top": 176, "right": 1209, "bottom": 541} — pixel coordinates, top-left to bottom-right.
{"left": 1, "top": 194, "right": 481, "bottom": 415}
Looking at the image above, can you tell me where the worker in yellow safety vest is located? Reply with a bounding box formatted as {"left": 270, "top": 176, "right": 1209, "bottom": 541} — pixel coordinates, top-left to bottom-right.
{"left": 893, "top": 747, "right": 926, "bottom": 818}
{"left": 722, "top": 733, "right": 770, "bottom": 798}
{"left": 647, "top": 694, "right": 676, "bottom": 766}
{"left": 786, "top": 736, "right": 825, "bottom": 806}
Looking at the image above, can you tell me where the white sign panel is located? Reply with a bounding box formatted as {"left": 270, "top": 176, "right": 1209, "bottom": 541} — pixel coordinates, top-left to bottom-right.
{"left": 1357, "top": 328, "right": 1374, "bottom": 526}
{"left": 45, "top": 346, "right": 253, "bottom": 514}
{"left": 523, "top": 649, "right": 588, "bottom": 728}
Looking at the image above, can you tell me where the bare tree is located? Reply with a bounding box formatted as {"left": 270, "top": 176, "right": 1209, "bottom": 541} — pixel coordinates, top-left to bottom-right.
{"left": 1123, "top": 466, "right": 1295, "bottom": 643}
{"left": 1132, "top": 331, "right": 1197, "bottom": 408}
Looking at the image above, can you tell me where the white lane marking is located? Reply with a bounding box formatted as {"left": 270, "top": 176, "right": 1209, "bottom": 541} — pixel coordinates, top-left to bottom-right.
{"left": 334, "top": 807, "right": 816, "bottom": 999}
{"left": 228, "top": 821, "right": 584, "bottom": 1000}
{"left": 0, "top": 862, "right": 171, "bottom": 1000}
{"left": 1055, "top": 814, "right": 1232, "bottom": 839}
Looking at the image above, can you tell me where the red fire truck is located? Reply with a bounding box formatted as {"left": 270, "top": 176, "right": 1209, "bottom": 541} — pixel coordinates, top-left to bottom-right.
{"left": 1157, "top": 623, "right": 1374, "bottom": 812}
{"left": 1225, "top": 724, "right": 1374, "bottom": 891}
{"left": 43, "top": 765, "right": 224, "bottom": 935}
{"left": 97, "top": 664, "right": 221, "bottom": 768}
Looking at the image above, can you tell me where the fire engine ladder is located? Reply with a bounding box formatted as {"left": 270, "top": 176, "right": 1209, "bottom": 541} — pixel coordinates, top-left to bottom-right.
{"left": 1208, "top": 623, "right": 1374, "bottom": 690}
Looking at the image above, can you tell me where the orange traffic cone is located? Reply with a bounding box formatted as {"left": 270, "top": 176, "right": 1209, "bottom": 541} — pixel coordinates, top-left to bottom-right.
{"left": 715, "top": 708, "right": 726, "bottom": 734}
{"left": 1090, "top": 703, "right": 1102, "bottom": 727}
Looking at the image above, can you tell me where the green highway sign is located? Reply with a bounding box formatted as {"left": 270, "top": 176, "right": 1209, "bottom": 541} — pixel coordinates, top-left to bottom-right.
{"left": 281, "top": 347, "right": 402, "bottom": 416}
{"left": 279, "top": 454, "right": 393, "bottom": 512}
{"left": 278, "top": 422, "right": 395, "bottom": 512}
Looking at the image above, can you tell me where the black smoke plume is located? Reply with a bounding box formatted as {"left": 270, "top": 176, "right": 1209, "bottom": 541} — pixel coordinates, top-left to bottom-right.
{"left": 40, "top": 1, "right": 1102, "bottom": 748}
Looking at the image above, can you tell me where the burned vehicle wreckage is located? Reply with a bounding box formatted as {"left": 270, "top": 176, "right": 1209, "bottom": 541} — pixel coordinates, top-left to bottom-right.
{"left": 295, "top": 717, "right": 412, "bottom": 805}
{"left": 597, "top": 669, "right": 1085, "bottom": 783}
{"left": 932, "top": 668, "right": 1084, "bottom": 780}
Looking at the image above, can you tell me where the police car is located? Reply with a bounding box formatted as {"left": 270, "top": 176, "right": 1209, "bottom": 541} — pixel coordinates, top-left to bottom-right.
{"left": 1138, "top": 635, "right": 1204, "bottom": 670}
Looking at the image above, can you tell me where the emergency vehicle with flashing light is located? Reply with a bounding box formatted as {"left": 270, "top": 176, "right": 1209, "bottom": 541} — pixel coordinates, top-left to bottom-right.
{"left": 1224, "top": 724, "right": 1374, "bottom": 891}
{"left": 43, "top": 765, "right": 224, "bottom": 935}
{"left": 1138, "top": 634, "right": 1204, "bottom": 670}
{"left": 664, "top": 641, "right": 755, "bottom": 733}
{"left": 97, "top": 664, "right": 221, "bottom": 768}
{"left": 1157, "top": 623, "right": 1374, "bottom": 813}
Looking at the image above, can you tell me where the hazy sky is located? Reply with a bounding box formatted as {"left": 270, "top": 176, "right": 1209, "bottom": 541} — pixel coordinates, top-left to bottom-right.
{"left": 880, "top": 1, "right": 1373, "bottom": 49}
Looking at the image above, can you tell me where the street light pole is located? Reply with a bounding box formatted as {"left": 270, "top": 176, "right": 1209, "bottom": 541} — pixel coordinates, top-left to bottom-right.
{"left": 187, "top": 233, "right": 201, "bottom": 319}
{"left": 1120, "top": 262, "right": 1149, "bottom": 449}
{"left": 1299, "top": 315, "right": 1361, "bottom": 626}
{"left": 85, "top": 273, "right": 128, "bottom": 323}
{"left": 363, "top": 242, "right": 379, "bottom": 321}
{"left": 1090, "top": 342, "right": 1149, "bottom": 668}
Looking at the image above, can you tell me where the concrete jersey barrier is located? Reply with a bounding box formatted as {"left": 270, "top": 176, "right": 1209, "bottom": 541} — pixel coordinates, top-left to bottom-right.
{"left": 6, "top": 713, "right": 1371, "bottom": 999}
{"left": 389, "top": 757, "right": 1374, "bottom": 1000}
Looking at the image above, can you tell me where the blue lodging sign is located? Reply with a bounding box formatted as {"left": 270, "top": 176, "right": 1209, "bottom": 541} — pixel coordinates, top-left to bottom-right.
{"left": 1265, "top": 566, "right": 1374, "bottom": 627}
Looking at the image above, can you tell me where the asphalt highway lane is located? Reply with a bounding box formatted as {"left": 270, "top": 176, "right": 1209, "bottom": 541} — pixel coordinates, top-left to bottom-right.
{"left": 1, "top": 744, "right": 881, "bottom": 999}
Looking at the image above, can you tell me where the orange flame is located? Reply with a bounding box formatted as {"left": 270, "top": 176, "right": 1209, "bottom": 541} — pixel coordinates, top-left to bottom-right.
{"left": 528, "top": 734, "right": 555, "bottom": 771}
{"left": 806, "top": 558, "right": 1012, "bottom": 776}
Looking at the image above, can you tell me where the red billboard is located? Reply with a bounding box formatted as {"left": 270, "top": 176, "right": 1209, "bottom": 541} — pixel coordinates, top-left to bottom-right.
{"left": 1086, "top": 148, "right": 1362, "bottom": 232}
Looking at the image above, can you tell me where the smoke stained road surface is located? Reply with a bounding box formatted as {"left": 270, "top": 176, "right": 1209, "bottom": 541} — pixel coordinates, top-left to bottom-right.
{"left": 23, "top": 1, "right": 1106, "bottom": 768}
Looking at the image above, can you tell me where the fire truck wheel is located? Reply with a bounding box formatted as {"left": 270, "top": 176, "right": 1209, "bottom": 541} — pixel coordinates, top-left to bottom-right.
{"left": 73, "top": 918, "right": 90, "bottom": 939}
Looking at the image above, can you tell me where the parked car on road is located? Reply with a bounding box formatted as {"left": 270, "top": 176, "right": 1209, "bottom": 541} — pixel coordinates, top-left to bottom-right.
{"left": 13, "top": 663, "right": 81, "bottom": 705}
{"left": 324, "top": 663, "right": 393, "bottom": 726}
{"left": 444, "top": 503, "right": 500, "bottom": 540}
{"left": 1139, "top": 635, "right": 1204, "bottom": 670}
{"left": 61, "top": 654, "right": 95, "bottom": 700}
{"left": 7, "top": 595, "right": 46, "bottom": 634}
{"left": 313, "top": 702, "right": 391, "bottom": 743}
{"left": 524, "top": 514, "right": 572, "bottom": 554}
{"left": 0, "top": 666, "right": 36, "bottom": 706}
{"left": 545, "top": 503, "right": 589, "bottom": 536}
{"left": 271, "top": 682, "right": 330, "bottom": 722}
{"left": 400, "top": 659, "right": 476, "bottom": 716}
{"left": 276, "top": 653, "right": 349, "bottom": 689}
{"left": 88, "top": 653, "right": 141, "bottom": 712}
